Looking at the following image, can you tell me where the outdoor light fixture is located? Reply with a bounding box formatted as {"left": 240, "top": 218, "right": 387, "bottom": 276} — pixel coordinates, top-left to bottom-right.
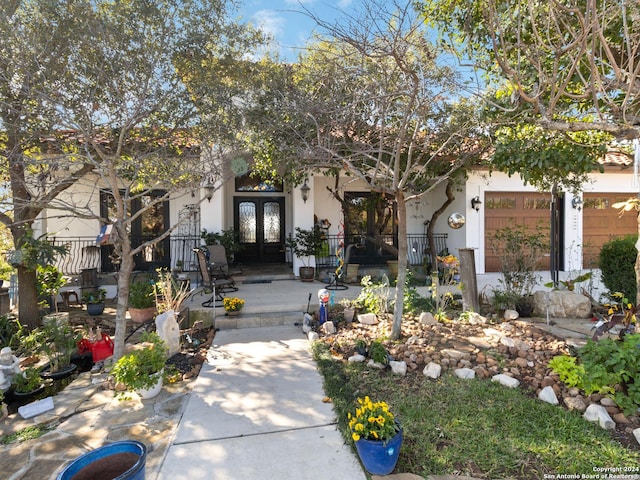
{"left": 300, "top": 181, "right": 311, "bottom": 203}
{"left": 204, "top": 179, "right": 215, "bottom": 202}
{"left": 571, "top": 197, "right": 583, "bottom": 210}
{"left": 471, "top": 196, "right": 482, "bottom": 212}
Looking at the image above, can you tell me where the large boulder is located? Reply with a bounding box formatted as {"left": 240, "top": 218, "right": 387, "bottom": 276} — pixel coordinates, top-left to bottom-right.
{"left": 533, "top": 291, "right": 592, "bottom": 318}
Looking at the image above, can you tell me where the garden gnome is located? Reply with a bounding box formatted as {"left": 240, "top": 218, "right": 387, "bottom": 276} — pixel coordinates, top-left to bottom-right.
{"left": 0, "top": 347, "right": 20, "bottom": 389}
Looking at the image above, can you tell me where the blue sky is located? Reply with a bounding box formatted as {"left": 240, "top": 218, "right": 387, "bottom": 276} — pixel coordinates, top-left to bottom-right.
{"left": 238, "top": 0, "right": 356, "bottom": 61}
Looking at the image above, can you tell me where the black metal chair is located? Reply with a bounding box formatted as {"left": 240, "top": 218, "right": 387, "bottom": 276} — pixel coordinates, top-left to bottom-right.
{"left": 193, "top": 247, "right": 236, "bottom": 308}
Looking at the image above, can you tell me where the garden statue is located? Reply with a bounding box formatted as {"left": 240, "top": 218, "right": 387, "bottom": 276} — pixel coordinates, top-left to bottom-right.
{"left": 0, "top": 346, "right": 21, "bottom": 389}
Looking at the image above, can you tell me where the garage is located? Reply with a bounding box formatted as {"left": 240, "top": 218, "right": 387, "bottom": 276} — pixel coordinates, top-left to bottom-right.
{"left": 484, "top": 191, "right": 552, "bottom": 272}
{"left": 582, "top": 193, "right": 637, "bottom": 268}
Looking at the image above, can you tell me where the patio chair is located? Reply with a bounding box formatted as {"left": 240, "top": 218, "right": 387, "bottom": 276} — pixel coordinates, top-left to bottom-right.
{"left": 193, "top": 247, "right": 236, "bottom": 308}
{"left": 205, "top": 244, "right": 238, "bottom": 292}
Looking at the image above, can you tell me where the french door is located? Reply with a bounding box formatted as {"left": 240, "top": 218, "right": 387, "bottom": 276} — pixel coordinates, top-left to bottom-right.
{"left": 234, "top": 197, "right": 285, "bottom": 263}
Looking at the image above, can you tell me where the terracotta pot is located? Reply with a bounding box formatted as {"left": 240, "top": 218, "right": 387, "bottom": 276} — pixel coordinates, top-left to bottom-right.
{"left": 128, "top": 306, "right": 156, "bottom": 323}
{"left": 299, "top": 266, "right": 315, "bottom": 282}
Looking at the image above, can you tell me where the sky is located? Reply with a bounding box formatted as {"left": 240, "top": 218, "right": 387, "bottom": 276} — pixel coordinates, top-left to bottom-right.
{"left": 237, "top": 0, "right": 356, "bottom": 61}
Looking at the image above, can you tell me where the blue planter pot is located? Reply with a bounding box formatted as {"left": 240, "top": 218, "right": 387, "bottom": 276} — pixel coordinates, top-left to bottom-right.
{"left": 354, "top": 427, "right": 402, "bottom": 475}
{"left": 57, "top": 440, "right": 146, "bottom": 480}
{"left": 86, "top": 302, "right": 105, "bottom": 316}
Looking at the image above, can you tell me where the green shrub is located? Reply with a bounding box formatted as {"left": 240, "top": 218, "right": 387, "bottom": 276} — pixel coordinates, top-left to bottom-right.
{"left": 599, "top": 236, "right": 637, "bottom": 304}
{"left": 368, "top": 340, "right": 389, "bottom": 365}
{"left": 549, "top": 334, "right": 640, "bottom": 415}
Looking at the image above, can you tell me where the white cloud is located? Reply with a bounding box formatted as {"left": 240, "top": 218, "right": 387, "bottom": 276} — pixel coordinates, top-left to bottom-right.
{"left": 336, "top": 0, "right": 353, "bottom": 8}
{"left": 253, "top": 9, "right": 286, "bottom": 39}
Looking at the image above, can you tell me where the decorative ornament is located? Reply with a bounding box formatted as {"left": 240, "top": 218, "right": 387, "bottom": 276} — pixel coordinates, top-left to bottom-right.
{"left": 231, "top": 157, "right": 248, "bottom": 176}
{"left": 447, "top": 212, "right": 466, "bottom": 229}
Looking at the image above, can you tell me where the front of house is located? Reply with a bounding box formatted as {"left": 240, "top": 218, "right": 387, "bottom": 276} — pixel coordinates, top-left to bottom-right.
{"left": 37, "top": 156, "right": 638, "bottom": 302}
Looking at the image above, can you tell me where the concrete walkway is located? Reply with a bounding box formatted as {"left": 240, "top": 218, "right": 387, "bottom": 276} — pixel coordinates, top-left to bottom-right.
{"left": 157, "top": 325, "right": 366, "bottom": 480}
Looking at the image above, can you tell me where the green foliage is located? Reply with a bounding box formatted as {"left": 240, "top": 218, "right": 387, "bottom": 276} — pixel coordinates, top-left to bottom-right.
{"left": 200, "top": 229, "right": 242, "bottom": 263}
{"left": 368, "top": 340, "right": 389, "bottom": 365}
{"left": 12, "top": 367, "right": 42, "bottom": 394}
{"left": 0, "top": 315, "right": 24, "bottom": 350}
{"left": 36, "top": 265, "right": 66, "bottom": 312}
{"left": 111, "top": 332, "right": 168, "bottom": 394}
{"left": 81, "top": 288, "right": 106, "bottom": 304}
{"left": 490, "top": 223, "right": 548, "bottom": 299}
{"left": 23, "top": 318, "right": 82, "bottom": 373}
{"left": 544, "top": 272, "right": 593, "bottom": 291}
{"left": 550, "top": 335, "right": 640, "bottom": 415}
{"left": 599, "top": 236, "right": 637, "bottom": 305}
{"left": 312, "top": 341, "right": 640, "bottom": 476}
{"left": 355, "top": 276, "right": 391, "bottom": 315}
{"left": 128, "top": 280, "right": 156, "bottom": 309}
{"left": 491, "top": 125, "right": 607, "bottom": 195}
{"left": 285, "top": 227, "right": 325, "bottom": 266}
{"left": 12, "top": 230, "right": 68, "bottom": 271}
{"left": 548, "top": 355, "right": 585, "bottom": 389}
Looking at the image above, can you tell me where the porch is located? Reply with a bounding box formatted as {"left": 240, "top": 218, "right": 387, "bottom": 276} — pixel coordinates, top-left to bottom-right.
{"left": 45, "top": 233, "right": 449, "bottom": 277}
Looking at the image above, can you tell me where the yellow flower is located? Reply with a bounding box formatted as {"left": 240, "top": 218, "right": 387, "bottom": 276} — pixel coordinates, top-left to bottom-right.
{"left": 348, "top": 396, "right": 398, "bottom": 443}
{"left": 352, "top": 433, "right": 360, "bottom": 442}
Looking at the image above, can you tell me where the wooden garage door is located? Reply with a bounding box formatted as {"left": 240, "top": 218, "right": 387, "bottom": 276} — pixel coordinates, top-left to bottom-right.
{"left": 485, "top": 192, "right": 551, "bottom": 272}
{"left": 582, "top": 193, "right": 637, "bottom": 268}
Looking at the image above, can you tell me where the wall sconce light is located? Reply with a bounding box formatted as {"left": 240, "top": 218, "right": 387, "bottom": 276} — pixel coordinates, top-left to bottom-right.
{"left": 471, "top": 196, "right": 482, "bottom": 212}
{"left": 204, "top": 180, "right": 215, "bottom": 202}
{"left": 300, "top": 181, "right": 311, "bottom": 203}
{"left": 571, "top": 197, "right": 583, "bottom": 210}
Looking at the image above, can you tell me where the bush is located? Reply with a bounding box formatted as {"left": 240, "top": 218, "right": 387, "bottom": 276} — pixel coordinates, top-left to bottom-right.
{"left": 549, "top": 334, "right": 640, "bottom": 415}
{"left": 599, "top": 236, "right": 637, "bottom": 304}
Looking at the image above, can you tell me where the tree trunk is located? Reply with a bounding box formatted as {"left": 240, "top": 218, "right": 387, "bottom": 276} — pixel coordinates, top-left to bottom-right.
{"left": 112, "top": 227, "right": 138, "bottom": 361}
{"left": 16, "top": 267, "right": 39, "bottom": 330}
{"left": 391, "top": 191, "right": 408, "bottom": 341}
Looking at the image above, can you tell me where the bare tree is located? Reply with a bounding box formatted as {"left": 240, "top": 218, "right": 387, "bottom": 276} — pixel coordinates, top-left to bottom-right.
{"left": 422, "top": 0, "right": 640, "bottom": 300}
{"left": 0, "top": 0, "right": 264, "bottom": 357}
{"left": 245, "top": 0, "right": 488, "bottom": 339}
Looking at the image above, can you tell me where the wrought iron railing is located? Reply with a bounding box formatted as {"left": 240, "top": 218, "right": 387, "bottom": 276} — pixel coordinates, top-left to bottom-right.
{"left": 315, "top": 233, "right": 448, "bottom": 269}
{"left": 46, "top": 233, "right": 447, "bottom": 276}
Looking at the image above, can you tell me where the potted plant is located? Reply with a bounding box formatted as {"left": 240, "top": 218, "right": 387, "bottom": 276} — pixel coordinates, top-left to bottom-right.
{"left": 201, "top": 228, "right": 242, "bottom": 265}
{"left": 128, "top": 280, "right": 156, "bottom": 323}
{"left": 348, "top": 396, "right": 402, "bottom": 475}
{"left": 82, "top": 288, "right": 107, "bottom": 316}
{"left": 286, "top": 226, "right": 325, "bottom": 282}
{"left": 340, "top": 298, "right": 358, "bottom": 322}
{"left": 23, "top": 317, "right": 82, "bottom": 378}
{"left": 12, "top": 366, "right": 44, "bottom": 396}
{"left": 111, "top": 332, "right": 168, "bottom": 399}
{"left": 36, "top": 265, "right": 67, "bottom": 314}
{"left": 223, "top": 297, "right": 245, "bottom": 316}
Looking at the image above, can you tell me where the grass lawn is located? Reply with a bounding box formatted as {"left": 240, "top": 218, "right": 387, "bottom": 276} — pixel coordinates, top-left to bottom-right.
{"left": 313, "top": 342, "right": 640, "bottom": 479}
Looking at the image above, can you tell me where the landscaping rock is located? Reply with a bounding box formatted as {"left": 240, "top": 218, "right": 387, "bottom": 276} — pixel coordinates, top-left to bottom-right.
{"left": 492, "top": 374, "right": 520, "bottom": 388}
{"left": 538, "top": 386, "right": 559, "bottom": 405}
{"left": 454, "top": 368, "right": 475, "bottom": 379}
{"left": 563, "top": 396, "right": 587, "bottom": 412}
{"left": 504, "top": 309, "right": 519, "bottom": 320}
{"left": 348, "top": 354, "right": 366, "bottom": 363}
{"left": 156, "top": 310, "right": 181, "bottom": 357}
{"left": 634, "top": 428, "right": 640, "bottom": 445}
{"left": 358, "top": 313, "right": 378, "bottom": 324}
{"left": 419, "top": 311, "right": 437, "bottom": 325}
{"left": 584, "top": 404, "right": 616, "bottom": 430}
{"left": 322, "top": 322, "right": 336, "bottom": 334}
{"left": 533, "top": 290, "right": 592, "bottom": 318}
{"left": 390, "top": 361, "right": 407, "bottom": 376}
{"left": 423, "top": 362, "right": 442, "bottom": 379}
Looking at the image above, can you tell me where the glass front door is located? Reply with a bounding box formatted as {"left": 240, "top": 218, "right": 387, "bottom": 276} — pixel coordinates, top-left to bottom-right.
{"left": 234, "top": 197, "right": 285, "bottom": 263}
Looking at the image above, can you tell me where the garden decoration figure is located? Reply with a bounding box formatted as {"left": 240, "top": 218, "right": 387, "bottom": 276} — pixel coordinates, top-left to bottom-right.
{"left": 0, "top": 347, "right": 21, "bottom": 389}
{"left": 318, "top": 288, "right": 330, "bottom": 325}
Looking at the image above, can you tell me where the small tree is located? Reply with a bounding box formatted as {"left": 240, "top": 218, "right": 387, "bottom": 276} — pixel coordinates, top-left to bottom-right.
{"left": 490, "top": 224, "right": 548, "bottom": 303}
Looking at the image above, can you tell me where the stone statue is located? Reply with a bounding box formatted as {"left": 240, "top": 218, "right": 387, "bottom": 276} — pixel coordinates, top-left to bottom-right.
{"left": 0, "top": 346, "right": 21, "bottom": 390}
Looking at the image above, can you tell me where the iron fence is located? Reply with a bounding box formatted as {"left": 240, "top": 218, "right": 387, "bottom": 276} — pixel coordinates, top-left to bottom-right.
{"left": 46, "top": 233, "right": 447, "bottom": 276}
